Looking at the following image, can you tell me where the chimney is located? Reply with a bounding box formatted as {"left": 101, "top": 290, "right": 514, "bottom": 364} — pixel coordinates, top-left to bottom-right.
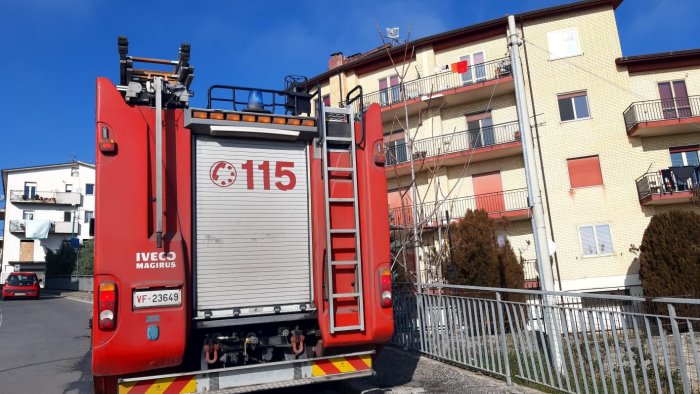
{"left": 328, "top": 52, "right": 345, "bottom": 70}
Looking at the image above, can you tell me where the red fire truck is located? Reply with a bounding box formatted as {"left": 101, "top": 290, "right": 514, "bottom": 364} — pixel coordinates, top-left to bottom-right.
{"left": 91, "top": 37, "right": 393, "bottom": 393}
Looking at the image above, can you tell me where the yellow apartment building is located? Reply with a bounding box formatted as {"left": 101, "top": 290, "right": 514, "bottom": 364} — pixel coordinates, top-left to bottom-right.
{"left": 306, "top": 0, "right": 700, "bottom": 295}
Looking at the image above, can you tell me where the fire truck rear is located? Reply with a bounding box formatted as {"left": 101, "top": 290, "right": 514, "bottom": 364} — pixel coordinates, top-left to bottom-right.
{"left": 91, "top": 37, "right": 393, "bottom": 393}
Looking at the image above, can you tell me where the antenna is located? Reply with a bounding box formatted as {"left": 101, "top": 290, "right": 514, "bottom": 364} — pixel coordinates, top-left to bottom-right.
{"left": 386, "top": 27, "right": 400, "bottom": 46}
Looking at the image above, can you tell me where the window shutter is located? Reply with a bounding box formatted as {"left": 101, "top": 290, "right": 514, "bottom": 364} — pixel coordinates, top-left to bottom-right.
{"left": 567, "top": 156, "right": 603, "bottom": 188}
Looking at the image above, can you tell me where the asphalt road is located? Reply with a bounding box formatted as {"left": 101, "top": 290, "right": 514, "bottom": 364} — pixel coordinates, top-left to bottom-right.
{"left": 0, "top": 293, "right": 93, "bottom": 394}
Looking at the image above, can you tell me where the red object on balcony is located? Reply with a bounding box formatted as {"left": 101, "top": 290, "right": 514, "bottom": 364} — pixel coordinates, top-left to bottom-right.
{"left": 451, "top": 60, "right": 468, "bottom": 74}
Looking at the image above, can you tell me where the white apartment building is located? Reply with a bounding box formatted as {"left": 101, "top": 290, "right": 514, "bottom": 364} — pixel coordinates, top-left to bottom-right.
{"left": 1, "top": 161, "right": 95, "bottom": 282}
{"left": 307, "top": 0, "right": 700, "bottom": 295}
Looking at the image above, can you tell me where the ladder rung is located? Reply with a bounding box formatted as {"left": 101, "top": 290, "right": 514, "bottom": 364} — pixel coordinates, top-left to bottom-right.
{"left": 332, "top": 292, "right": 360, "bottom": 299}
{"left": 330, "top": 229, "right": 356, "bottom": 234}
{"left": 329, "top": 197, "right": 355, "bottom": 203}
{"left": 326, "top": 137, "right": 352, "bottom": 142}
{"left": 331, "top": 260, "right": 358, "bottom": 266}
{"left": 333, "top": 325, "right": 363, "bottom": 332}
{"left": 328, "top": 166, "right": 354, "bottom": 172}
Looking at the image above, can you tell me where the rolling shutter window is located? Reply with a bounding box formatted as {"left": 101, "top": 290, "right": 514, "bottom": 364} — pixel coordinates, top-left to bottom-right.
{"left": 567, "top": 155, "right": 603, "bottom": 188}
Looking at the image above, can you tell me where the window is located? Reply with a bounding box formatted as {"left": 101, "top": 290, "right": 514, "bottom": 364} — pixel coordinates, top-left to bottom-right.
{"left": 670, "top": 146, "right": 699, "bottom": 167}
{"left": 23, "top": 210, "right": 34, "bottom": 220}
{"left": 64, "top": 211, "right": 72, "bottom": 222}
{"left": 322, "top": 94, "right": 331, "bottom": 107}
{"left": 460, "top": 51, "right": 486, "bottom": 85}
{"left": 558, "top": 92, "right": 590, "bottom": 121}
{"left": 85, "top": 183, "right": 95, "bottom": 195}
{"left": 384, "top": 131, "right": 407, "bottom": 165}
{"left": 84, "top": 211, "right": 94, "bottom": 224}
{"left": 567, "top": 155, "right": 603, "bottom": 188}
{"left": 579, "top": 224, "right": 613, "bottom": 256}
{"left": 379, "top": 75, "right": 400, "bottom": 106}
{"left": 658, "top": 80, "right": 691, "bottom": 119}
{"left": 65, "top": 184, "right": 73, "bottom": 192}
{"left": 71, "top": 167, "right": 79, "bottom": 177}
{"left": 547, "top": 28, "right": 581, "bottom": 59}
{"left": 466, "top": 112, "right": 493, "bottom": 148}
{"left": 24, "top": 182, "right": 37, "bottom": 199}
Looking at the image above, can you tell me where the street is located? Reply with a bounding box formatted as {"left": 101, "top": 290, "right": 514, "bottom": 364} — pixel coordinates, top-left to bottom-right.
{"left": 0, "top": 294, "right": 349, "bottom": 394}
{"left": 0, "top": 294, "right": 93, "bottom": 394}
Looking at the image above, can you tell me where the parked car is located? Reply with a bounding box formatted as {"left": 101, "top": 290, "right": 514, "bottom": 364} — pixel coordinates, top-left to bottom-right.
{"left": 2, "top": 272, "right": 41, "bottom": 300}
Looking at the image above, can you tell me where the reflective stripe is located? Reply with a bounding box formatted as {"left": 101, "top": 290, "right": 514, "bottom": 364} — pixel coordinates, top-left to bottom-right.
{"left": 311, "top": 354, "right": 372, "bottom": 377}
{"left": 118, "top": 375, "right": 196, "bottom": 394}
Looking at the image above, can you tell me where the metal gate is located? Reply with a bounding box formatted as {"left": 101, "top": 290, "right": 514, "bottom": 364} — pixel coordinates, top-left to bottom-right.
{"left": 194, "top": 136, "right": 312, "bottom": 319}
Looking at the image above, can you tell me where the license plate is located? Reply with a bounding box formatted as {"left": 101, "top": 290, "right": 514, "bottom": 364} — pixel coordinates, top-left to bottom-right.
{"left": 14, "top": 292, "right": 25, "bottom": 296}
{"left": 133, "top": 289, "right": 182, "bottom": 309}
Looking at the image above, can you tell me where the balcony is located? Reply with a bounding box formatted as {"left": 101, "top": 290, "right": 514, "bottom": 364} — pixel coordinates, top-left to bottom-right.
{"left": 385, "top": 120, "right": 522, "bottom": 176}
{"left": 9, "top": 220, "right": 80, "bottom": 235}
{"left": 9, "top": 190, "right": 82, "bottom": 206}
{"left": 389, "top": 188, "right": 530, "bottom": 229}
{"left": 623, "top": 96, "right": 700, "bottom": 137}
{"left": 354, "top": 58, "right": 514, "bottom": 123}
{"left": 635, "top": 166, "right": 699, "bottom": 205}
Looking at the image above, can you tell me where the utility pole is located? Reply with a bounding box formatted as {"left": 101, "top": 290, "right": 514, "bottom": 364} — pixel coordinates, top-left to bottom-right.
{"left": 508, "top": 14, "right": 562, "bottom": 371}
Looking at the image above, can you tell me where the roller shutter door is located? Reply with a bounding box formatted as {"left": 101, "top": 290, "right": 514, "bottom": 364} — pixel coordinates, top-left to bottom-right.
{"left": 195, "top": 136, "right": 311, "bottom": 317}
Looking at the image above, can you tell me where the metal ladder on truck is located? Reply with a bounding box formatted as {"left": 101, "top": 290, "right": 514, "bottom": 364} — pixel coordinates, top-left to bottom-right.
{"left": 320, "top": 88, "right": 365, "bottom": 333}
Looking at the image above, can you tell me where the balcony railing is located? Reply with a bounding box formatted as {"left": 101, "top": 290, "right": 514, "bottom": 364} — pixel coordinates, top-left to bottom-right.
{"left": 9, "top": 190, "right": 82, "bottom": 206}
{"left": 623, "top": 95, "right": 700, "bottom": 131}
{"left": 520, "top": 259, "right": 540, "bottom": 288}
{"left": 385, "top": 120, "right": 520, "bottom": 165}
{"left": 347, "top": 57, "right": 512, "bottom": 112}
{"left": 635, "top": 166, "right": 700, "bottom": 201}
{"left": 9, "top": 220, "right": 80, "bottom": 234}
{"left": 389, "top": 188, "right": 529, "bottom": 228}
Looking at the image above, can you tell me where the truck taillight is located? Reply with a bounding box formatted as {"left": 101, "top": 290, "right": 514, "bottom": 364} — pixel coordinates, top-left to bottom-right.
{"left": 98, "top": 282, "right": 118, "bottom": 330}
{"left": 379, "top": 268, "right": 392, "bottom": 308}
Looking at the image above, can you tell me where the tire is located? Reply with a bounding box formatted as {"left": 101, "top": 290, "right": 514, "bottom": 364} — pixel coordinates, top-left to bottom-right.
{"left": 1, "top": 294, "right": 5, "bottom": 302}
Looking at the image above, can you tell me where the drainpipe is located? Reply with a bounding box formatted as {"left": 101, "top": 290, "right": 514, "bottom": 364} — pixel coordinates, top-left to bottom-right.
{"left": 519, "top": 16, "right": 563, "bottom": 291}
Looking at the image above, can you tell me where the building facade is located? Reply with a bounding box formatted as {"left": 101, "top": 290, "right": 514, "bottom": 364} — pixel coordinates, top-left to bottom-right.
{"left": 1, "top": 162, "right": 95, "bottom": 282}
{"left": 306, "top": 0, "right": 700, "bottom": 294}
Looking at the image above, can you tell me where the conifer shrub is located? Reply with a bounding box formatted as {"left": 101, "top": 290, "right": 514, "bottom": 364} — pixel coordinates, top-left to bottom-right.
{"left": 639, "top": 210, "right": 700, "bottom": 301}
{"left": 443, "top": 210, "right": 525, "bottom": 295}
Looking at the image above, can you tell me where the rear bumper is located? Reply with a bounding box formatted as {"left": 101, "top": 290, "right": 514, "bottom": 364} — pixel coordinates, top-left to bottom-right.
{"left": 2, "top": 288, "right": 39, "bottom": 297}
{"left": 118, "top": 350, "right": 374, "bottom": 393}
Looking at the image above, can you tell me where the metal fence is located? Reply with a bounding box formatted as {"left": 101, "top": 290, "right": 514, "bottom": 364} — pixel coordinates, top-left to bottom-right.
{"left": 388, "top": 188, "right": 529, "bottom": 228}
{"left": 623, "top": 96, "right": 700, "bottom": 131}
{"left": 385, "top": 120, "right": 521, "bottom": 165}
{"left": 344, "top": 57, "right": 512, "bottom": 112}
{"left": 393, "top": 283, "right": 700, "bottom": 393}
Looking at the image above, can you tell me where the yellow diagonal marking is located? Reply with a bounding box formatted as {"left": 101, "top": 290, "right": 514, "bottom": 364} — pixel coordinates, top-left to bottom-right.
{"left": 118, "top": 381, "right": 135, "bottom": 394}
{"left": 312, "top": 363, "right": 327, "bottom": 377}
{"left": 330, "top": 357, "right": 356, "bottom": 373}
{"left": 181, "top": 377, "right": 197, "bottom": 393}
{"left": 359, "top": 354, "right": 372, "bottom": 368}
{"left": 144, "top": 377, "right": 175, "bottom": 394}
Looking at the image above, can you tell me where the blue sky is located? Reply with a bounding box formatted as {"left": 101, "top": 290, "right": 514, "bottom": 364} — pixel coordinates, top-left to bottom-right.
{"left": 0, "top": 0, "right": 698, "bottom": 202}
